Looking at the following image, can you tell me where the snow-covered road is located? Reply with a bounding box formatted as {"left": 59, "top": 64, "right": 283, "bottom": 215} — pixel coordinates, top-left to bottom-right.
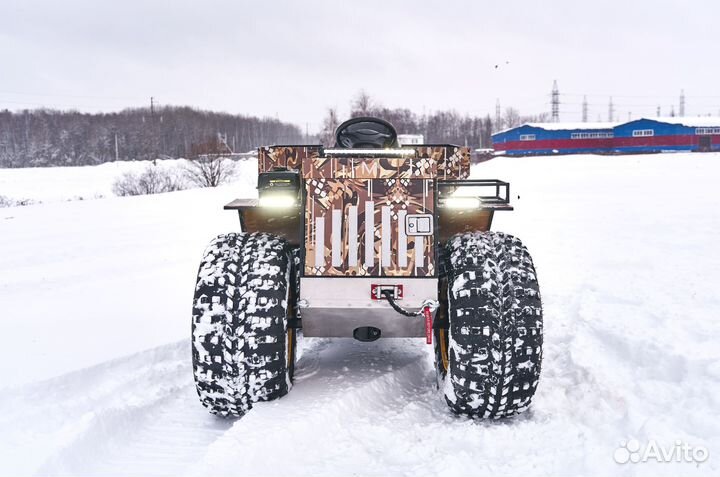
{"left": 1, "top": 154, "right": 718, "bottom": 476}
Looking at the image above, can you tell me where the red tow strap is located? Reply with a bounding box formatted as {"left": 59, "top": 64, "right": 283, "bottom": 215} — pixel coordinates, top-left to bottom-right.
{"left": 423, "top": 306, "right": 433, "bottom": 345}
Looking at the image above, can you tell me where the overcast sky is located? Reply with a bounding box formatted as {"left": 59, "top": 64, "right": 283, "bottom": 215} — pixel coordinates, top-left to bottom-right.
{"left": 1, "top": 0, "right": 719, "bottom": 131}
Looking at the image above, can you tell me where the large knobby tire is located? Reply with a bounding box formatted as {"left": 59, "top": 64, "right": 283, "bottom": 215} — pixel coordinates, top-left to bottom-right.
{"left": 435, "top": 231, "right": 543, "bottom": 418}
{"left": 191, "top": 232, "right": 297, "bottom": 417}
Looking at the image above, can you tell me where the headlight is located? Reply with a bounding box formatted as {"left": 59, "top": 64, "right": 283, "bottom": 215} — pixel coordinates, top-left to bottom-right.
{"left": 440, "top": 197, "right": 481, "bottom": 209}
{"left": 259, "top": 195, "right": 296, "bottom": 208}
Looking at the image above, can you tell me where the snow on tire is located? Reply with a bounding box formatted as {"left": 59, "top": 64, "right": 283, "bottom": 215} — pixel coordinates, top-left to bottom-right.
{"left": 191, "top": 232, "right": 294, "bottom": 417}
{"left": 437, "top": 231, "right": 543, "bottom": 418}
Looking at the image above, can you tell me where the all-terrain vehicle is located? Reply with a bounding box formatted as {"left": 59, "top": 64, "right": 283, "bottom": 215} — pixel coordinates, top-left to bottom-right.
{"left": 191, "top": 117, "right": 543, "bottom": 419}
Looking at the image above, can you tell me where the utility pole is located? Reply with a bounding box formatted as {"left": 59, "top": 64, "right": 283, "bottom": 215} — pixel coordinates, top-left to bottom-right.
{"left": 150, "top": 97, "right": 158, "bottom": 160}
{"left": 657, "top": 105, "right": 661, "bottom": 117}
{"left": 582, "top": 95, "right": 588, "bottom": 122}
{"left": 608, "top": 97, "right": 614, "bottom": 122}
{"left": 114, "top": 132, "right": 119, "bottom": 162}
{"left": 670, "top": 105, "right": 675, "bottom": 117}
{"left": 551, "top": 80, "right": 560, "bottom": 122}
{"left": 679, "top": 89, "right": 686, "bottom": 116}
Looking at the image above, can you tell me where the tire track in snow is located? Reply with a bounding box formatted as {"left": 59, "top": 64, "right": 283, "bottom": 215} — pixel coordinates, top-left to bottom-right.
{"left": 185, "top": 334, "right": 614, "bottom": 477}
{"left": 0, "top": 341, "right": 232, "bottom": 477}
{"left": 185, "top": 336, "right": 447, "bottom": 477}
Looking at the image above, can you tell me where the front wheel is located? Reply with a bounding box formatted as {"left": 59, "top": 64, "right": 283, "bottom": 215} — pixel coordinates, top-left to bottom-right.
{"left": 191, "top": 232, "right": 297, "bottom": 417}
{"left": 435, "top": 231, "right": 543, "bottom": 418}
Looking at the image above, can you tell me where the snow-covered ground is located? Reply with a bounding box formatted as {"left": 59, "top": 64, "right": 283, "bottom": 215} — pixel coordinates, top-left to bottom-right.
{"left": 0, "top": 153, "right": 718, "bottom": 476}
{"left": 0, "top": 158, "right": 257, "bottom": 205}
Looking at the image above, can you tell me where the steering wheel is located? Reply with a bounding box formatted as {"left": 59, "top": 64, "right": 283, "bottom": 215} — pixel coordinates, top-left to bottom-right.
{"left": 334, "top": 117, "right": 399, "bottom": 149}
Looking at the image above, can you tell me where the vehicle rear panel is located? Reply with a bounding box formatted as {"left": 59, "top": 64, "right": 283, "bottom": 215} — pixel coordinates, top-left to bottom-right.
{"left": 257, "top": 145, "right": 471, "bottom": 278}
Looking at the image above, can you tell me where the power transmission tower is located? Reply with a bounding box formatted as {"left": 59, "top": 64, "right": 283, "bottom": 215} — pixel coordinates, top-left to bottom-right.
{"left": 657, "top": 105, "right": 661, "bottom": 117}
{"left": 582, "top": 95, "right": 588, "bottom": 122}
{"left": 495, "top": 98, "right": 501, "bottom": 130}
{"left": 608, "top": 97, "right": 614, "bottom": 122}
{"left": 679, "top": 89, "right": 685, "bottom": 116}
{"left": 670, "top": 105, "right": 675, "bottom": 117}
{"left": 551, "top": 80, "right": 560, "bottom": 122}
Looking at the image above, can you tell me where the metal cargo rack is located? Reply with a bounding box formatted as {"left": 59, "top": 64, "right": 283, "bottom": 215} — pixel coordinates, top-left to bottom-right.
{"left": 437, "top": 179, "right": 513, "bottom": 211}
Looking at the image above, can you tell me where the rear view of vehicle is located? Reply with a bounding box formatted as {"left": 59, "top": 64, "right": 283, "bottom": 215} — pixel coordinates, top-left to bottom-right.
{"left": 191, "top": 117, "right": 543, "bottom": 419}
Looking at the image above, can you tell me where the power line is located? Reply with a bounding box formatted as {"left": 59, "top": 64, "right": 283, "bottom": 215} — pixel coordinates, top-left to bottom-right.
{"left": 561, "top": 92, "right": 720, "bottom": 100}
{"left": 0, "top": 96, "right": 152, "bottom": 112}
{"left": 0, "top": 90, "right": 144, "bottom": 101}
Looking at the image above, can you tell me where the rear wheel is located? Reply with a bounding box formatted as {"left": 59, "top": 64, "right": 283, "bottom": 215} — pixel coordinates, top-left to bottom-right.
{"left": 191, "top": 232, "right": 297, "bottom": 417}
{"left": 435, "top": 231, "right": 543, "bottom": 418}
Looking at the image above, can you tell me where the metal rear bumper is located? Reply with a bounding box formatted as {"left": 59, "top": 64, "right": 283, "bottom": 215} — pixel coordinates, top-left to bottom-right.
{"left": 299, "top": 277, "right": 438, "bottom": 338}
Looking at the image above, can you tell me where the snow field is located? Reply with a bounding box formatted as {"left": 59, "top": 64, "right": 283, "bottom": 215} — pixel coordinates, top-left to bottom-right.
{"left": 0, "top": 153, "right": 718, "bottom": 476}
{"left": 0, "top": 157, "right": 257, "bottom": 205}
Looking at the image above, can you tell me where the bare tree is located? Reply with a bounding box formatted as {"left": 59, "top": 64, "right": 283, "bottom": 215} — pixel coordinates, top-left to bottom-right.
{"left": 351, "top": 90, "right": 374, "bottom": 116}
{"left": 113, "top": 166, "right": 184, "bottom": 196}
{"left": 503, "top": 107, "right": 522, "bottom": 129}
{"left": 318, "top": 108, "right": 340, "bottom": 146}
{"left": 185, "top": 155, "right": 234, "bottom": 187}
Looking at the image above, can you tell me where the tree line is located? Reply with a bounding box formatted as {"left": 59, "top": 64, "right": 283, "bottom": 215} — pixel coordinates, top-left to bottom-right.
{"left": 0, "top": 93, "right": 547, "bottom": 168}
{"left": 319, "top": 91, "right": 548, "bottom": 148}
{"left": 0, "top": 106, "right": 304, "bottom": 167}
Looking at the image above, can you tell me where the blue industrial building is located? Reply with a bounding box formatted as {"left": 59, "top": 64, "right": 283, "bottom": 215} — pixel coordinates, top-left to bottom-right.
{"left": 493, "top": 117, "right": 720, "bottom": 155}
{"left": 613, "top": 117, "right": 720, "bottom": 153}
{"left": 492, "top": 123, "right": 617, "bottom": 156}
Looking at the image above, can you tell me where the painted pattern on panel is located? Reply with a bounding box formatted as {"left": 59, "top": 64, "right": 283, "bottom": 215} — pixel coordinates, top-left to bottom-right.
{"left": 256, "top": 145, "right": 470, "bottom": 277}
{"left": 298, "top": 146, "right": 471, "bottom": 180}
{"left": 304, "top": 178, "right": 435, "bottom": 277}
{"left": 302, "top": 156, "right": 437, "bottom": 180}
{"left": 258, "top": 146, "right": 321, "bottom": 173}
{"left": 416, "top": 146, "right": 471, "bottom": 180}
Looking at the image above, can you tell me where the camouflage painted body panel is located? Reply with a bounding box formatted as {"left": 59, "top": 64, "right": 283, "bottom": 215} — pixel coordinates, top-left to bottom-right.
{"left": 258, "top": 145, "right": 470, "bottom": 180}
{"left": 305, "top": 178, "right": 435, "bottom": 277}
{"left": 301, "top": 156, "right": 436, "bottom": 180}
{"left": 258, "top": 145, "right": 321, "bottom": 173}
{"left": 434, "top": 146, "right": 471, "bottom": 180}
{"left": 257, "top": 144, "right": 470, "bottom": 277}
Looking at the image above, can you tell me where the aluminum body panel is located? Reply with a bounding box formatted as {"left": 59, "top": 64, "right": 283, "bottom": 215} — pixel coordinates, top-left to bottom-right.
{"left": 300, "top": 277, "right": 438, "bottom": 337}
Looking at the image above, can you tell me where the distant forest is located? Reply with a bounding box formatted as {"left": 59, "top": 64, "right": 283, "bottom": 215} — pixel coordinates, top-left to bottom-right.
{"left": 320, "top": 91, "right": 548, "bottom": 151}
{"left": 0, "top": 94, "right": 546, "bottom": 167}
{"left": 0, "top": 107, "right": 304, "bottom": 168}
